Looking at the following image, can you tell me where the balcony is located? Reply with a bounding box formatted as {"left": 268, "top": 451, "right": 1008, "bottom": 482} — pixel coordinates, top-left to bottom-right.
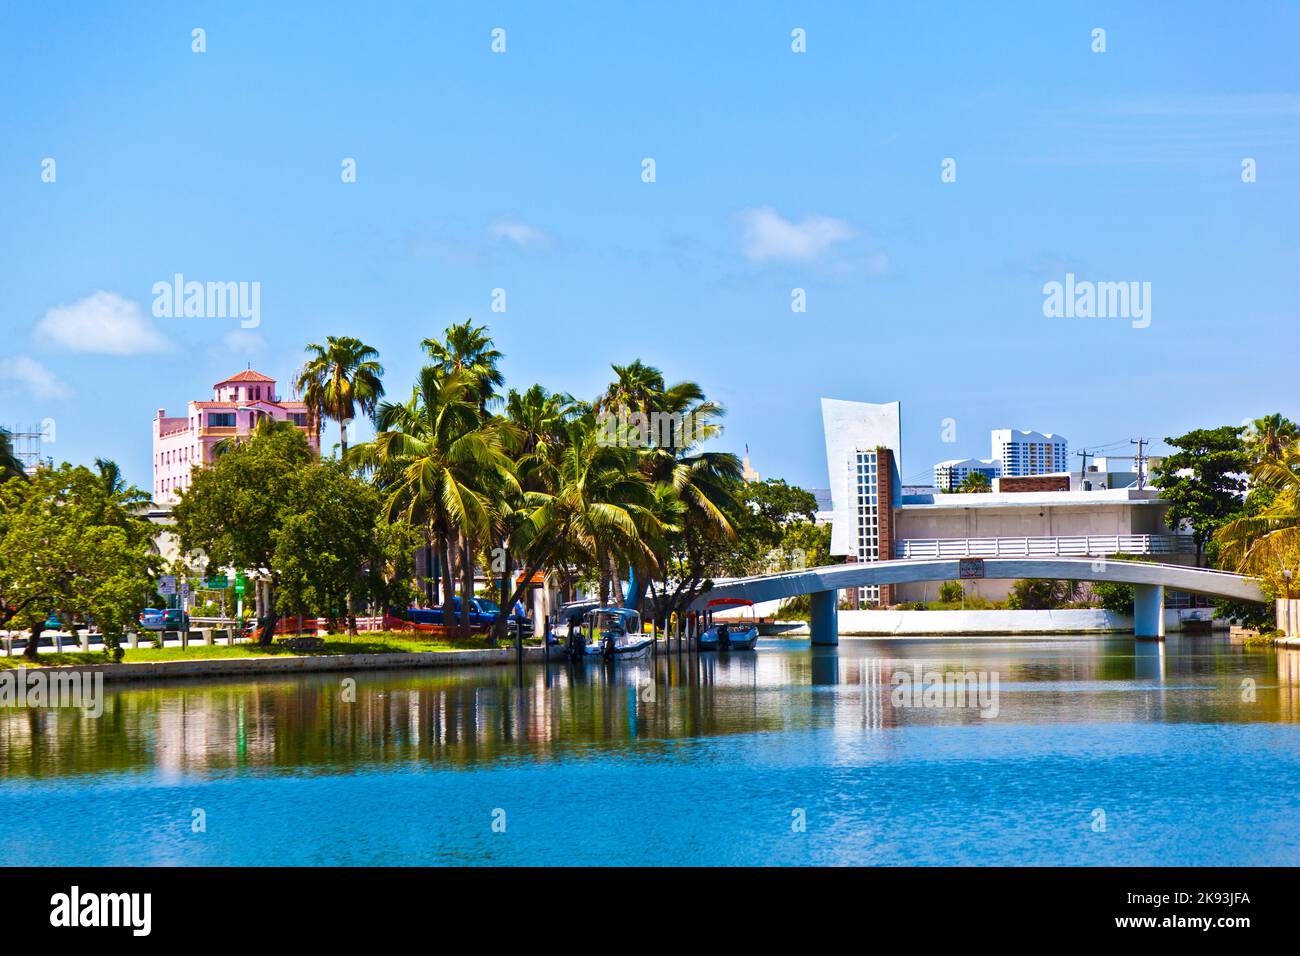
{"left": 893, "top": 534, "right": 1195, "bottom": 559}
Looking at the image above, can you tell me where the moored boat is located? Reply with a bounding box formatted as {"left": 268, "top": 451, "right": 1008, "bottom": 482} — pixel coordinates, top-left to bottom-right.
{"left": 698, "top": 598, "right": 759, "bottom": 651}
{"left": 566, "top": 607, "right": 653, "bottom": 661}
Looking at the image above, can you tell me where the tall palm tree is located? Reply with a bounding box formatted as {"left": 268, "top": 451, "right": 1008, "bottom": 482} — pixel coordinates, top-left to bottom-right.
{"left": 422, "top": 321, "right": 503, "bottom": 411}
{"left": 350, "top": 367, "right": 515, "bottom": 635}
{"left": 1246, "top": 414, "right": 1299, "bottom": 466}
{"left": 516, "top": 414, "right": 660, "bottom": 609}
{"left": 295, "top": 336, "right": 385, "bottom": 460}
{"left": 1216, "top": 444, "right": 1300, "bottom": 575}
{"left": 0, "top": 428, "right": 24, "bottom": 482}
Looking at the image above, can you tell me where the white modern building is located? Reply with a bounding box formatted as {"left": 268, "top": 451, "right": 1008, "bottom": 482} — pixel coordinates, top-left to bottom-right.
{"left": 992, "top": 428, "right": 1069, "bottom": 476}
{"left": 822, "top": 401, "right": 1196, "bottom": 607}
{"left": 933, "top": 457, "right": 1001, "bottom": 492}
{"left": 821, "top": 398, "right": 902, "bottom": 606}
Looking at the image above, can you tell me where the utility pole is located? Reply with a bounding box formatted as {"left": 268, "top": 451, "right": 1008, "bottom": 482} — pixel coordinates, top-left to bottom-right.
{"left": 1076, "top": 448, "right": 1091, "bottom": 482}
{"left": 1130, "top": 438, "right": 1147, "bottom": 490}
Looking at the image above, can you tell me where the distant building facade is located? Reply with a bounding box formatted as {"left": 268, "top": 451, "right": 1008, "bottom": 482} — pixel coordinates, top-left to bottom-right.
{"left": 992, "top": 428, "right": 1068, "bottom": 476}
{"left": 822, "top": 400, "right": 1196, "bottom": 607}
{"left": 934, "top": 457, "right": 1001, "bottom": 492}
{"left": 152, "top": 369, "right": 317, "bottom": 504}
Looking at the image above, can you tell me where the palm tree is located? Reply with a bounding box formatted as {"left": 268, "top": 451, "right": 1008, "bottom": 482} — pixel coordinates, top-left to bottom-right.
{"left": 212, "top": 416, "right": 299, "bottom": 457}
{"left": 295, "top": 336, "right": 385, "bottom": 460}
{"left": 93, "top": 457, "right": 153, "bottom": 510}
{"left": 502, "top": 413, "right": 659, "bottom": 614}
{"left": 0, "top": 428, "right": 24, "bottom": 482}
{"left": 1216, "top": 444, "right": 1300, "bottom": 575}
{"left": 422, "top": 321, "right": 503, "bottom": 411}
{"left": 1245, "top": 414, "right": 1299, "bottom": 466}
{"left": 350, "top": 367, "right": 515, "bottom": 636}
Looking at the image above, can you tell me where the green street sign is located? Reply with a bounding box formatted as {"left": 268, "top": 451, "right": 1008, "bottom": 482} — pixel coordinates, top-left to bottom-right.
{"left": 234, "top": 573, "right": 246, "bottom": 595}
{"left": 205, "top": 576, "right": 229, "bottom": 590}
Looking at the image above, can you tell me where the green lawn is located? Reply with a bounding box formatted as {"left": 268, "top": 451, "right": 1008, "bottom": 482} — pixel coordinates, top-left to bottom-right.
{"left": 0, "top": 631, "right": 536, "bottom": 668}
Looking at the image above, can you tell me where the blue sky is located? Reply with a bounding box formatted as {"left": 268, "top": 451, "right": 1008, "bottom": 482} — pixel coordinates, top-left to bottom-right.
{"left": 2, "top": 1, "right": 1297, "bottom": 490}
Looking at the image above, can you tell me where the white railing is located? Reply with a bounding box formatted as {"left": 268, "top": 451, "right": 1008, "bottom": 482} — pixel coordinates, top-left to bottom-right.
{"left": 893, "top": 534, "right": 1195, "bottom": 559}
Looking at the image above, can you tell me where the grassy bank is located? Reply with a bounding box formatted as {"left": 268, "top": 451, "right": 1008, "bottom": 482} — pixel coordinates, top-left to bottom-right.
{"left": 0, "top": 631, "right": 539, "bottom": 669}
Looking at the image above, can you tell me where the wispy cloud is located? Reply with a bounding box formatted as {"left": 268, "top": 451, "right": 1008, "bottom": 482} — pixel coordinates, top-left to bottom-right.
{"left": 34, "top": 291, "right": 171, "bottom": 355}
{"left": 0, "top": 354, "right": 71, "bottom": 400}
{"left": 490, "top": 218, "right": 550, "bottom": 248}
{"left": 221, "top": 329, "right": 268, "bottom": 356}
{"left": 737, "top": 206, "right": 856, "bottom": 262}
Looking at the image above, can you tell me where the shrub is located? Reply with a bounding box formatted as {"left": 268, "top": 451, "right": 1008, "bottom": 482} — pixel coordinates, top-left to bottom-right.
{"left": 937, "top": 580, "right": 964, "bottom": 603}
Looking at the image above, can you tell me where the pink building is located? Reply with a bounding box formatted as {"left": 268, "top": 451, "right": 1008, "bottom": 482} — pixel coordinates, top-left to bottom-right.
{"left": 152, "top": 369, "right": 318, "bottom": 504}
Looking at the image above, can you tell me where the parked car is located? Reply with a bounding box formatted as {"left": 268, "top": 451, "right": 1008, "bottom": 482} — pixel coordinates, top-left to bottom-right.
{"left": 137, "top": 608, "right": 165, "bottom": 630}
{"left": 138, "top": 608, "right": 188, "bottom": 631}
{"left": 404, "top": 597, "right": 529, "bottom": 629}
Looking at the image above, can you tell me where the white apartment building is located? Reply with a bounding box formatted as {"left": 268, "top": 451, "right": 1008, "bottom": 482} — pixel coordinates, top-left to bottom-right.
{"left": 992, "top": 428, "right": 1068, "bottom": 477}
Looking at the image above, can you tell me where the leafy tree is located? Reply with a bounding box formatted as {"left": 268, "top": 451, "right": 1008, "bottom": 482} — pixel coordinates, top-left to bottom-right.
{"left": 0, "top": 465, "right": 158, "bottom": 659}
{"left": 957, "top": 471, "right": 992, "bottom": 493}
{"left": 0, "top": 428, "right": 24, "bottom": 482}
{"left": 295, "top": 336, "right": 385, "bottom": 459}
{"left": 1152, "top": 426, "right": 1249, "bottom": 566}
{"left": 719, "top": 479, "right": 818, "bottom": 576}
{"left": 171, "top": 426, "right": 314, "bottom": 645}
{"left": 272, "top": 463, "right": 418, "bottom": 630}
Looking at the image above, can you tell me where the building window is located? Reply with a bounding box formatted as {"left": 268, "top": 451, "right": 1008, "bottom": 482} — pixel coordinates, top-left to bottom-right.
{"left": 208, "top": 412, "right": 236, "bottom": 428}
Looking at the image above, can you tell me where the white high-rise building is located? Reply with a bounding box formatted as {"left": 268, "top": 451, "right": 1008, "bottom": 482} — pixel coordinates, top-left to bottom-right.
{"left": 991, "top": 428, "right": 1068, "bottom": 477}
{"left": 821, "top": 398, "right": 902, "bottom": 606}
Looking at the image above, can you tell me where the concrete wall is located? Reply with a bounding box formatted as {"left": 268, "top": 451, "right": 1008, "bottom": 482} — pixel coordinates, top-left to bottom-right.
{"left": 822, "top": 606, "right": 1216, "bottom": 636}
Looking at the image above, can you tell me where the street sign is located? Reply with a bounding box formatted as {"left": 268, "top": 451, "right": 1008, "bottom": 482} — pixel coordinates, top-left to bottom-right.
{"left": 205, "top": 576, "right": 229, "bottom": 590}
{"left": 958, "top": 558, "right": 985, "bottom": 580}
{"left": 158, "top": 575, "right": 177, "bottom": 595}
{"left": 180, "top": 580, "right": 191, "bottom": 598}
{"left": 234, "top": 574, "right": 246, "bottom": 595}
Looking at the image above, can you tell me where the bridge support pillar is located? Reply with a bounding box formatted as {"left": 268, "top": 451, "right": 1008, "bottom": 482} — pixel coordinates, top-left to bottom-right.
{"left": 810, "top": 590, "right": 839, "bottom": 646}
{"left": 1133, "top": 583, "right": 1165, "bottom": 640}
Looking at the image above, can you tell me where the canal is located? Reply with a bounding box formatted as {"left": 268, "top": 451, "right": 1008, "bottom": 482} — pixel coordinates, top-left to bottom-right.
{"left": 3, "top": 636, "right": 1300, "bottom": 866}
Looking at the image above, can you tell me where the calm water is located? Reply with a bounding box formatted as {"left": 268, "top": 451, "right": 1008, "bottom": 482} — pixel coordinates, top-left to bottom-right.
{"left": 3, "top": 636, "right": 1300, "bottom": 866}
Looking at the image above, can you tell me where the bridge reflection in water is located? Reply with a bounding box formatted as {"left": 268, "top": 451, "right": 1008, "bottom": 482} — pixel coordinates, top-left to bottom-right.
{"left": 4, "top": 638, "right": 1300, "bottom": 781}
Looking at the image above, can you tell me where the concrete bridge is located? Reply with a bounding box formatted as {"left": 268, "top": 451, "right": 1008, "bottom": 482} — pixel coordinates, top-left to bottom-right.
{"left": 688, "top": 557, "right": 1266, "bottom": 644}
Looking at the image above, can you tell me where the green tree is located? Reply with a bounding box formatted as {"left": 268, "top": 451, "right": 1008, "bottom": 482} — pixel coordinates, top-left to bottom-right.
{"left": 271, "top": 463, "right": 418, "bottom": 630}
{"left": 295, "top": 336, "right": 385, "bottom": 459}
{"left": 1245, "top": 414, "right": 1299, "bottom": 466}
{"left": 352, "top": 366, "right": 515, "bottom": 636}
{"left": 1152, "top": 426, "right": 1249, "bottom": 567}
{"left": 171, "top": 426, "right": 315, "bottom": 645}
{"left": 0, "top": 465, "right": 158, "bottom": 659}
{"left": 957, "top": 471, "right": 992, "bottom": 493}
{"left": 0, "top": 428, "right": 24, "bottom": 482}
{"left": 1216, "top": 444, "right": 1300, "bottom": 578}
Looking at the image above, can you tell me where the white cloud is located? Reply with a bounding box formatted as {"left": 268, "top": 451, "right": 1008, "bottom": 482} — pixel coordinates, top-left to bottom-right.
{"left": 34, "top": 291, "right": 171, "bottom": 355}
{"left": 221, "top": 329, "right": 268, "bottom": 355}
{"left": 737, "top": 206, "right": 856, "bottom": 262}
{"left": 0, "top": 354, "right": 71, "bottom": 400}
{"left": 490, "top": 218, "right": 549, "bottom": 248}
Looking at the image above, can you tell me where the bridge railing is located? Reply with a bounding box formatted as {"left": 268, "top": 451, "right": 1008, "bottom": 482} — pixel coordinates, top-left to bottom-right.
{"left": 893, "top": 534, "right": 1195, "bottom": 560}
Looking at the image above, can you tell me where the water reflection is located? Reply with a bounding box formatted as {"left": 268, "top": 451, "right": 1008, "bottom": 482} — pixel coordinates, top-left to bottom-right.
{"left": 1, "top": 636, "right": 1296, "bottom": 781}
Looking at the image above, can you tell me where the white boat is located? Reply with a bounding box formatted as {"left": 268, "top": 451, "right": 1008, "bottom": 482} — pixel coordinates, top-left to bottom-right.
{"left": 698, "top": 598, "right": 759, "bottom": 651}
{"left": 567, "top": 607, "right": 653, "bottom": 661}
